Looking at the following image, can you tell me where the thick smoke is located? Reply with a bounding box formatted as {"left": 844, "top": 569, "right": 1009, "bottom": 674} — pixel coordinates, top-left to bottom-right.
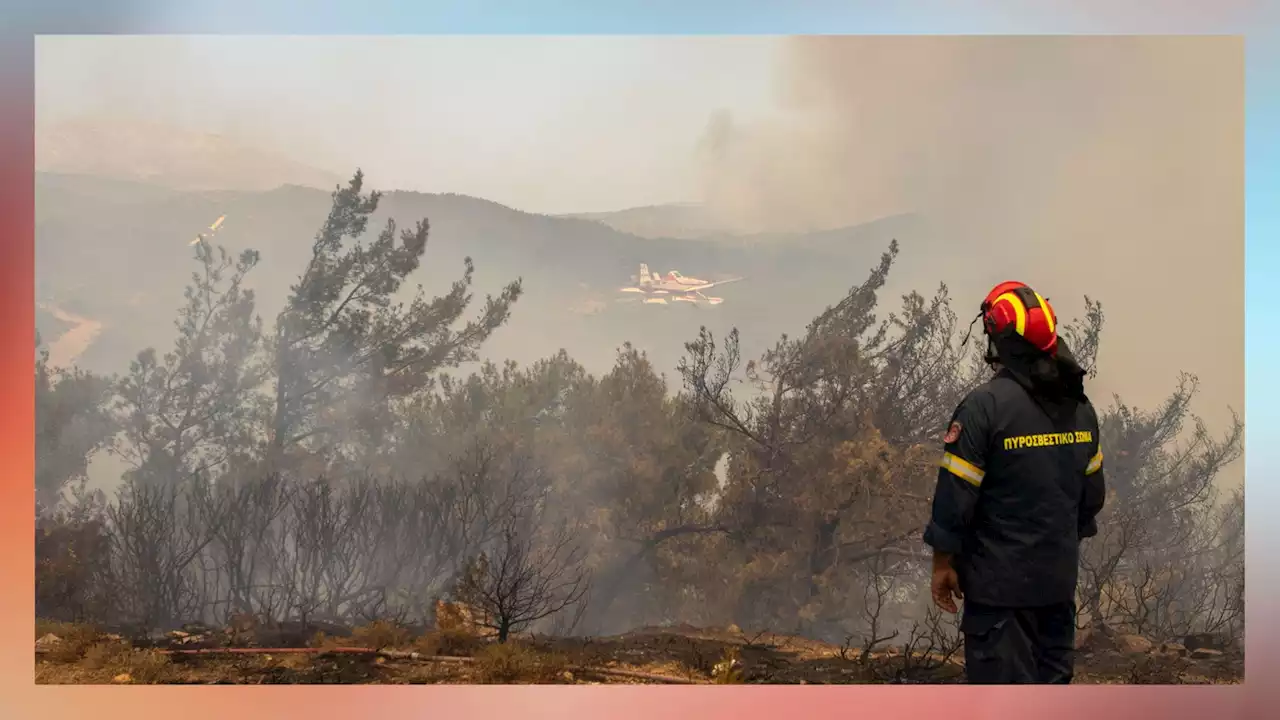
{"left": 696, "top": 36, "right": 1244, "bottom": 476}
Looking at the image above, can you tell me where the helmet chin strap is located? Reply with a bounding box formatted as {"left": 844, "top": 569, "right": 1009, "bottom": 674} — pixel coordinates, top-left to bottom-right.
{"left": 959, "top": 309, "right": 985, "bottom": 349}
{"left": 984, "top": 336, "right": 1001, "bottom": 366}
{"left": 958, "top": 308, "right": 1004, "bottom": 367}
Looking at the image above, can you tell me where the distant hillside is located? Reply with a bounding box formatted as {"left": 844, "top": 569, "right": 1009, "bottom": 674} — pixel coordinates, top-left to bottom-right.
{"left": 563, "top": 203, "right": 727, "bottom": 240}
{"left": 36, "top": 119, "right": 345, "bottom": 192}
{"left": 35, "top": 172, "right": 965, "bottom": 384}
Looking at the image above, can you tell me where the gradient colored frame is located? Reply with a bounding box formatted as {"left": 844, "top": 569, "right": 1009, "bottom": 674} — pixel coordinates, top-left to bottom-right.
{"left": 2, "top": 1, "right": 1274, "bottom": 718}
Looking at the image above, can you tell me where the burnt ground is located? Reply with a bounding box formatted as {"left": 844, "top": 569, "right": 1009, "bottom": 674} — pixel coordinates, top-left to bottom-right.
{"left": 33, "top": 621, "right": 1243, "bottom": 686}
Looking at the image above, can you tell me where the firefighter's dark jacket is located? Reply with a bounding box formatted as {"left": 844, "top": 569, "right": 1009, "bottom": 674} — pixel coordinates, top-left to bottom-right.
{"left": 924, "top": 349, "right": 1105, "bottom": 608}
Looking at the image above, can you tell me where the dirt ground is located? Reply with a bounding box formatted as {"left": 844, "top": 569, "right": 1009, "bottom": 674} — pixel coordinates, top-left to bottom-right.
{"left": 33, "top": 621, "right": 1243, "bottom": 685}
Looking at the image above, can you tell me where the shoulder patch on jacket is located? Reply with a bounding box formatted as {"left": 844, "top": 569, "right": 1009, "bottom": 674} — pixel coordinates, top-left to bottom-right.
{"left": 943, "top": 421, "right": 962, "bottom": 444}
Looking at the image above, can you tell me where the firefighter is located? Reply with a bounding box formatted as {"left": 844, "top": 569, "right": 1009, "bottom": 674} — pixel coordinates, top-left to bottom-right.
{"left": 923, "top": 281, "right": 1106, "bottom": 684}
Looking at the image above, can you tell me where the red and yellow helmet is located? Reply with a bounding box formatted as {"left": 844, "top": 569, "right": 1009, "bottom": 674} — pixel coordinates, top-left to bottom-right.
{"left": 981, "top": 281, "right": 1058, "bottom": 355}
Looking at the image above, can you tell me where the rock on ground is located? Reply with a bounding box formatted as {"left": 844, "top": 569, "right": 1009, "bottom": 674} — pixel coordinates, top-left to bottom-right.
{"left": 1112, "top": 634, "right": 1154, "bottom": 655}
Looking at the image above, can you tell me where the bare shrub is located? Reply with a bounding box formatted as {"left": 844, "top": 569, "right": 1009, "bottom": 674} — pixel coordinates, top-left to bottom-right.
{"left": 455, "top": 510, "right": 591, "bottom": 643}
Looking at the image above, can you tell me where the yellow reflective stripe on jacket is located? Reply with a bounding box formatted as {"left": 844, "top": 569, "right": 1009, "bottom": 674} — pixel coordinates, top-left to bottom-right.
{"left": 940, "top": 452, "right": 985, "bottom": 487}
{"left": 1085, "top": 450, "right": 1104, "bottom": 476}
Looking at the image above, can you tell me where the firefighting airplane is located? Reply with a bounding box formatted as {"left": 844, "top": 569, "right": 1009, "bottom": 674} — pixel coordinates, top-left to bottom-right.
{"left": 188, "top": 215, "right": 226, "bottom": 246}
{"left": 618, "top": 263, "right": 744, "bottom": 306}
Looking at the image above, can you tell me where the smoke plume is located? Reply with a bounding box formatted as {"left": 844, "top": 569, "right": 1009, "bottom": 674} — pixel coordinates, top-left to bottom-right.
{"left": 696, "top": 36, "right": 1244, "bottom": 472}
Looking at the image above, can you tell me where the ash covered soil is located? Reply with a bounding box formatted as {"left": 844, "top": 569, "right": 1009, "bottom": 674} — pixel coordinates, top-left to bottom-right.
{"left": 34, "top": 621, "right": 1242, "bottom": 685}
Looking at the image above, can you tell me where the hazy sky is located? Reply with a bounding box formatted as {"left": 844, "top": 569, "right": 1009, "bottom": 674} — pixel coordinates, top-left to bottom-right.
{"left": 36, "top": 35, "right": 781, "bottom": 213}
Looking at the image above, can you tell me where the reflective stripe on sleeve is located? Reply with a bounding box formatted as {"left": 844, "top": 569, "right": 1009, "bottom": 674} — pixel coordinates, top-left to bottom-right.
{"left": 940, "top": 452, "right": 985, "bottom": 487}
{"left": 1086, "top": 450, "right": 1104, "bottom": 476}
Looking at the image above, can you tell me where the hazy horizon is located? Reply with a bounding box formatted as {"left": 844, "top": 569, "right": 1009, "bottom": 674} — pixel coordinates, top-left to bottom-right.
{"left": 36, "top": 35, "right": 783, "bottom": 215}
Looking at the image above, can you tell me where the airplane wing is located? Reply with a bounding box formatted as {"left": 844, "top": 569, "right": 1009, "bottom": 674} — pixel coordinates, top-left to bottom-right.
{"left": 686, "top": 277, "right": 744, "bottom": 292}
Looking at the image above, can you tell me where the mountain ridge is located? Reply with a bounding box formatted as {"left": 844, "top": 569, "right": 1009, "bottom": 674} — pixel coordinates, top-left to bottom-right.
{"left": 36, "top": 172, "right": 938, "bottom": 383}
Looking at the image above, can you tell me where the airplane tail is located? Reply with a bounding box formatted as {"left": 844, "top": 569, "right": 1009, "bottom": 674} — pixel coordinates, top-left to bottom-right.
{"left": 638, "top": 263, "right": 652, "bottom": 285}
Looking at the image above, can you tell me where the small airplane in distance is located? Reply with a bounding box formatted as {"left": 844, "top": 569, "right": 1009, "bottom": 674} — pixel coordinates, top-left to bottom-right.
{"left": 618, "top": 263, "right": 744, "bottom": 306}
{"left": 189, "top": 215, "right": 227, "bottom": 246}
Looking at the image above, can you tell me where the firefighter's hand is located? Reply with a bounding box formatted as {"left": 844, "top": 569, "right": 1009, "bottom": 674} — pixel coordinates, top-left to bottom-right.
{"left": 931, "top": 566, "right": 963, "bottom": 614}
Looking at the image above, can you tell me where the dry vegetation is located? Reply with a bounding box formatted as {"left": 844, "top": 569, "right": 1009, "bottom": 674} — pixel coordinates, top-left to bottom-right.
{"left": 36, "top": 171, "right": 1243, "bottom": 684}
{"left": 35, "top": 616, "right": 1241, "bottom": 685}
